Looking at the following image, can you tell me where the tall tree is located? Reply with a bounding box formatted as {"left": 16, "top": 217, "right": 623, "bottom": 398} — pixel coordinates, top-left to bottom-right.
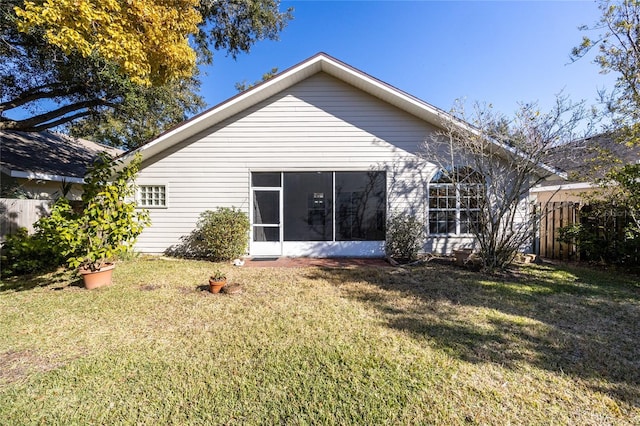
{"left": 235, "top": 67, "right": 279, "bottom": 92}
{"left": 571, "top": 1, "right": 640, "bottom": 256}
{"left": 572, "top": 0, "right": 639, "bottom": 142}
{"left": 14, "top": 0, "right": 201, "bottom": 86}
{"left": 67, "top": 75, "right": 206, "bottom": 149}
{"left": 1, "top": 0, "right": 293, "bottom": 143}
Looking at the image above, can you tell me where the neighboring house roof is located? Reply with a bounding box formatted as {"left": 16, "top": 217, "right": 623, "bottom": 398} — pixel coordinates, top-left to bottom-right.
{"left": 119, "top": 52, "right": 559, "bottom": 177}
{"left": 555, "top": 133, "right": 640, "bottom": 178}
{"left": 0, "top": 131, "right": 123, "bottom": 184}
{"left": 533, "top": 133, "right": 640, "bottom": 191}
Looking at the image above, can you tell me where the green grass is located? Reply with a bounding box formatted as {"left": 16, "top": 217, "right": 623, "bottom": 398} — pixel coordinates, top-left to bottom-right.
{"left": 0, "top": 258, "right": 638, "bottom": 424}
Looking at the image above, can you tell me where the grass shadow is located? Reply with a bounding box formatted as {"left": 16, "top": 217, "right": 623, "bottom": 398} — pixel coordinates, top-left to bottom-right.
{"left": 0, "top": 268, "right": 81, "bottom": 292}
{"left": 306, "top": 262, "right": 640, "bottom": 407}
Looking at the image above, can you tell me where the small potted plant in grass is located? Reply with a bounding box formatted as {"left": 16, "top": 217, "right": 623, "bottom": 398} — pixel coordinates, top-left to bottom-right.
{"left": 209, "top": 270, "right": 227, "bottom": 293}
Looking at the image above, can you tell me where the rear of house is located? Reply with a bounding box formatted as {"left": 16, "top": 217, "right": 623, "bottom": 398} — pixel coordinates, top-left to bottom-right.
{"left": 127, "top": 53, "right": 517, "bottom": 257}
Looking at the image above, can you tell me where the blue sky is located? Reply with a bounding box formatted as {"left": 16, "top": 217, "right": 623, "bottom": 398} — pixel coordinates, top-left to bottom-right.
{"left": 200, "top": 0, "right": 615, "bottom": 119}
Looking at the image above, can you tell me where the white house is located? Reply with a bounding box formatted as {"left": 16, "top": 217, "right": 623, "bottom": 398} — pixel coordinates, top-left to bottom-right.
{"left": 121, "top": 53, "right": 539, "bottom": 258}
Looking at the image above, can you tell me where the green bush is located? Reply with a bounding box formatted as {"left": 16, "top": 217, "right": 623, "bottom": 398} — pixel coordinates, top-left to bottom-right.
{"left": 558, "top": 208, "right": 640, "bottom": 266}
{"left": 386, "top": 212, "right": 423, "bottom": 262}
{"left": 34, "top": 153, "right": 150, "bottom": 272}
{"left": 197, "top": 208, "right": 249, "bottom": 261}
{"left": 1, "top": 154, "right": 149, "bottom": 276}
{"left": 167, "top": 208, "right": 249, "bottom": 261}
{"left": 0, "top": 228, "right": 64, "bottom": 277}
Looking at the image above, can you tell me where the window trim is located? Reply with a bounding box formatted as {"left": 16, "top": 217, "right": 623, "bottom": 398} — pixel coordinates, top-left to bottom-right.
{"left": 137, "top": 184, "right": 168, "bottom": 209}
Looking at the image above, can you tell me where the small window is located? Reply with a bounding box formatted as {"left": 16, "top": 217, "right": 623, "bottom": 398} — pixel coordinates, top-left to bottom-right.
{"left": 139, "top": 185, "right": 166, "bottom": 207}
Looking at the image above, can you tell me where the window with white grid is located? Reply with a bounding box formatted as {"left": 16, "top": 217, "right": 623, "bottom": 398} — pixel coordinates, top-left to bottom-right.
{"left": 428, "top": 168, "right": 484, "bottom": 235}
{"left": 138, "top": 185, "right": 166, "bottom": 207}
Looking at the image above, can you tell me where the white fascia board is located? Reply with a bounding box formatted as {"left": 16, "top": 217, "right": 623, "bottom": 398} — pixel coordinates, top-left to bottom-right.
{"left": 10, "top": 170, "right": 85, "bottom": 184}
{"left": 530, "top": 182, "right": 595, "bottom": 193}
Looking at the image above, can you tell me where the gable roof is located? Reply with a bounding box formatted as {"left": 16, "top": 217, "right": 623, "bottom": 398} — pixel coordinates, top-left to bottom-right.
{"left": 118, "top": 52, "right": 563, "bottom": 179}
{"left": 0, "top": 131, "right": 123, "bottom": 184}
{"left": 120, "top": 52, "right": 476, "bottom": 163}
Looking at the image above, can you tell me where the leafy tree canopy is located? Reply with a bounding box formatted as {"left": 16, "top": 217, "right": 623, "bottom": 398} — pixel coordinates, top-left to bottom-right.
{"left": 67, "top": 73, "right": 206, "bottom": 149}
{"left": 572, "top": 0, "right": 639, "bottom": 142}
{"left": 1, "top": 0, "right": 293, "bottom": 148}
{"left": 14, "top": 0, "right": 201, "bottom": 86}
{"left": 235, "top": 67, "right": 279, "bottom": 92}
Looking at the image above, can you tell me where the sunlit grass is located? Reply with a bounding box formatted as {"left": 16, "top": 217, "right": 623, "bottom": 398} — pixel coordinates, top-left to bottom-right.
{"left": 0, "top": 257, "right": 638, "bottom": 424}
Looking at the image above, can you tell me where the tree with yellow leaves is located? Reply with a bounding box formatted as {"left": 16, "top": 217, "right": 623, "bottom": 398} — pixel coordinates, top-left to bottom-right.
{"left": 14, "top": 0, "right": 201, "bottom": 86}
{"left": 1, "top": 0, "right": 292, "bottom": 140}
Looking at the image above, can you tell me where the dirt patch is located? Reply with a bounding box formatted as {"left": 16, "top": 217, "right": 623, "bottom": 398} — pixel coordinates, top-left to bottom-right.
{"left": 0, "top": 349, "right": 63, "bottom": 385}
{"left": 139, "top": 284, "right": 161, "bottom": 291}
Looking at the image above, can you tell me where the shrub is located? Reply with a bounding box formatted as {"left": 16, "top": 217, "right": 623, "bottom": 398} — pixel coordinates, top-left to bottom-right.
{"left": 33, "top": 153, "right": 149, "bottom": 272}
{"left": 386, "top": 212, "right": 423, "bottom": 262}
{"left": 0, "top": 228, "right": 64, "bottom": 277}
{"left": 65, "top": 153, "right": 149, "bottom": 271}
{"left": 197, "top": 208, "right": 249, "bottom": 261}
{"left": 167, "top": 208, "right": 249, "bottom": 261}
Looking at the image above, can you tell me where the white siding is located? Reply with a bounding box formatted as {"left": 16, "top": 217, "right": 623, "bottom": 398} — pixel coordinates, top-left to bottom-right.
{"left": 135, "top": 73, "right": 464, "bottom": 254}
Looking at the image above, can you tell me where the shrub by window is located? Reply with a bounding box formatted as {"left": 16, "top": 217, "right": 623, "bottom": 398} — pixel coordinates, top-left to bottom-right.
{"left": 386, "top": 212, "right": 423, "bottom": 262}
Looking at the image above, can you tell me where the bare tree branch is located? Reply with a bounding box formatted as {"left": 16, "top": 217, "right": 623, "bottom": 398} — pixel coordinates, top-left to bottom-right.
{"left": 0, "top": 99, "right": 114, "bottom": 131}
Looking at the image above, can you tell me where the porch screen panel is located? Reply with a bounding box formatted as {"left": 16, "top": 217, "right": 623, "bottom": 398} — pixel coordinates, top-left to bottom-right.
{"left": 252, "top": 172, "right": 281, "bottom": 187}
{"left": 283, "top": 172, "right": 333, "bottom": 241}
{"left": 335, "top": 171, "right": 386, "bottom": 241}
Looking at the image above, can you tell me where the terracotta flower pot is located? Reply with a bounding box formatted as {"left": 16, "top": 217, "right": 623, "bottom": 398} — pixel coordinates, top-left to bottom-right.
{"left": 79, "top": 263, "right": 115, "bottom": 289}
{"left": 209, "top": 278, "right": 227, "bottom": 294}
{"left": 453, "top": 249, "right": 473, "bottom": 266}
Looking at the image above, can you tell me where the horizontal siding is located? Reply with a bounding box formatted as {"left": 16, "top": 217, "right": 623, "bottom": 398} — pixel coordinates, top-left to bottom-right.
{"left": 135, "top": 73, "right": 439, "bottom": 253}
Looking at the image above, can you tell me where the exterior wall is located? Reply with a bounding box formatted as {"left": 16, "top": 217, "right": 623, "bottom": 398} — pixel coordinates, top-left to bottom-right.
{"left": 532, "top": 187, "right": 598, "bottom": 206}
{"left": 134, "top": 73, "right": 509, "bottom": 256}
{"left": 1, "top": 174, "right": 83, "bottom": 200}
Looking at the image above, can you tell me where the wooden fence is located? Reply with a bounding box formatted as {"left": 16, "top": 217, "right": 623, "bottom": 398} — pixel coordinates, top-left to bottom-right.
{"left": 536, "top": 201, "right": 579, "bottom": 260}
{"left": 537, "top": 201, "right": 637, "bottom": 263}
{"left": 0, "top": 198, "right": 52, "bottom": 239}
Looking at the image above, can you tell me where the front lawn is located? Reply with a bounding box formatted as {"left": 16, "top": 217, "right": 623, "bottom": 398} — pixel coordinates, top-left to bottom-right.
{"left": 0, "top": 258, "right": 638, "bottom": 424}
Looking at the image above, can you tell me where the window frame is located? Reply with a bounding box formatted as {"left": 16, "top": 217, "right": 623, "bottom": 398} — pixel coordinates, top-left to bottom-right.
{"left": 427, "top": 168, "right": 484, "bottom": 236}
{"left": 137, "top": 184, "right": 168, "bottom": 208}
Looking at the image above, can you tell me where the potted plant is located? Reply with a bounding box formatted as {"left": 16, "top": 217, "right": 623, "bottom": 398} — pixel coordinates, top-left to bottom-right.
{"left": 453, "top": 248, "right": 473, "bottom": 265}
{"left": 38, "top": 153, "right": 150, "bottom": 289}
{"left": 208, "top": 269, "right": 227, "bottom": 293}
